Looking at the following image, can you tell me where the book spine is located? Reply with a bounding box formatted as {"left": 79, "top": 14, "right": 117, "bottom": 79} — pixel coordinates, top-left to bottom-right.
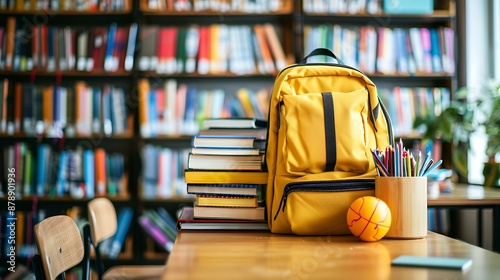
{"left": 107, "top": 207, "right": 133, "bottom": 259}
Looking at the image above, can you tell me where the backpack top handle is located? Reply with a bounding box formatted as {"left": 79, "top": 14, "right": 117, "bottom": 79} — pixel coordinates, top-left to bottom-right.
{"left": 300, "top": 48, "right": 345, "bottom": 65}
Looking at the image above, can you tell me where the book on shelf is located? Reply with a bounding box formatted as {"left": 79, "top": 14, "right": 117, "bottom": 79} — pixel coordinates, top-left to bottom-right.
{"left": 107, "top": 207, "right": 133, "bottom": 259}
{"left": 143, "top": 209, "right": 178, "bottom": 242}
{"left": 138, "top": 215, "right": 174, "bottom": 253}
{"left": 176, "top": 207, "right": 269, "bottom": 231}
{"left": 185, "top": 170, "right": 268, "bottom": 184}
{"left": 1, "top": 18, "right": 137, "bottom": 73}
{"left": 202, "top": 118, "right": 267, "bottom": 129}
{"left": 187, "top": 153, "right": 264, "bottom": 171}
{"left": 193, "top": 204, "right": 266, "bottom": 221}
{"left": 192, "top": 135, "right": 266, "bottom": 149}
{"left": 187, "top": 184, "right": 259, "bottom": 196}
{"left": 196, "top": 195, "right": 258, "bottom": 208}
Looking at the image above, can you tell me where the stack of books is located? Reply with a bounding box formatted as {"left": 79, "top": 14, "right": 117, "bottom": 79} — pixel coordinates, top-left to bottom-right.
{"left": 180, "top": 118, "right": 269, "bottom": 230}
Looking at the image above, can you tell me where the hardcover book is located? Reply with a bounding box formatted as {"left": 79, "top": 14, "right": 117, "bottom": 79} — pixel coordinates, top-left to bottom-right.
{"left": 202, "top": 118, "right": 267, "bottom": 129}
{"left": 193, "top": 204, "right": 265, "bottom": 220}
{"left": 187, "top": 153, "right": 264, "bottom": 171}
{"left": 177, "top": 207, "right": 268, "bottom": 231}
{"left": 198, "top": 127, "right": 267, "bottom": 140}
{"left": 190, "top": 147, "right": 261, "bottom": 156}
{"left": 192, "top": 135, "right": 265, "bottom": 149}
{"left": 195, "top": 195, "right": 258, "bottom": 208}
{"left": 184, "top": 170, "right": 268, "bottom": 184}
{"left": 187, "top": 184, "right": 258, "bottom": 196}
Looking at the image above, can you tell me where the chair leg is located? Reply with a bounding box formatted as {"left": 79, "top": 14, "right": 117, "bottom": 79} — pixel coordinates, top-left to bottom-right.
{"left": 94, "top": 243, "right": 106, "bottom": 279}
{"left": 31, "top": 254, "right": 45, "bottom": 280}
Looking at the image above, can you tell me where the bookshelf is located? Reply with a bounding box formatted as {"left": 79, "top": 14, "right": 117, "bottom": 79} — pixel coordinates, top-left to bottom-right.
{"left": 0, "top": 0, "right": 462, "bottom": 270}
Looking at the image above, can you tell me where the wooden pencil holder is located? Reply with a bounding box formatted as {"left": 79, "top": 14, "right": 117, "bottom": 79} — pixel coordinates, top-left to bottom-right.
{"left": 375, "top": 177, "right": 428, "bottom": 239}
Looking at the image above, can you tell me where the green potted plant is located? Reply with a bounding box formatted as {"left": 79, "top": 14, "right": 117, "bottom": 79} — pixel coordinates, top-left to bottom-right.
{"left": 414, "top": 81, "right": 500, "bottom": 187}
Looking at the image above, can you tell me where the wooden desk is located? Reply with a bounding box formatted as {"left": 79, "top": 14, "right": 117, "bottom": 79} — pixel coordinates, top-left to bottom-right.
{"left": 163, "top": 231, "right": 500, "bottom": 280}
{"left": 427, "top": 184, "right": 500, "bottom": 252}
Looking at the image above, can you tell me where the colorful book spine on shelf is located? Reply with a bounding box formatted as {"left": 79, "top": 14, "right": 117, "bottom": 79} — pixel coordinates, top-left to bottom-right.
{"left": 138, "top": 215, "right": 174, "bottom": 252}
{"left": 137, "top": 23, "right": 286, "bottom": 75}
{"left": 107, "top": 207, "right": 134, "bottom": 259}
{"left": 137, "top": 79, "right": 270, "bottom": 137}
{"left": 141, "top": 144, "right": 190, "bottom": 199}
{"left": 302, "top": 24, "right": 455, "bottom": 75}
{"left": 143, "top": 209, "right": 177, "bottom": 241}
{"left": 0, "top": 18, "right": 137, "bottom": 73}
{"left": 83, "top": 149, "right": 95, "bottom": 198}
{"left": 0, "top": 82, "right": 129, "bottom": 137}
{"left": 379, "top": 86, "right": 451, "bottom": 137}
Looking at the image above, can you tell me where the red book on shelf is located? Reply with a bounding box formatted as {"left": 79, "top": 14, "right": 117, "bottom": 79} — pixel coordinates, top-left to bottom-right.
{"left": 197, "top": 26, "right": 210, "bottom": 75}
{"left": 116, "top": 26, "right": 129, "bottom": 71}
{"left": 157, "top": 27, "right": 166, "bottom": 73}
{"left": 92, "top": 28, "right": 108, "bottom": 72}
{"left": 165, "top": 26, "right": 178, "bottom": 74}
{"left": 40, "top": 25, "right": 48, "bottom": 71}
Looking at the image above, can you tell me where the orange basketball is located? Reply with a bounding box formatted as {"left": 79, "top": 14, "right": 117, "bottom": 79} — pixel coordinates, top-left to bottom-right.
{"left": 347, "top": 196, "right": 392, "bottom": 242}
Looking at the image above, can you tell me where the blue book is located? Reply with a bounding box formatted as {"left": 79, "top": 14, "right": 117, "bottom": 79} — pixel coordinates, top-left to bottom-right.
{"left": 53, "top": 86, "right": 60, "bottom": 126}
{"left": 36, "top": 145, "right": 48, "bottom": 196}
{"left": 183, "top": 85, "right": 198, "bottom": 134}
{"left": 92, "top": 87, "right": 102, "bottom": 133}
{"left": 149, "top": 90, "right": 158, "bottom": 137}
{"left": 47, "top": 27, "right": 57, "bottom": 71}
{"left": 83, "top": 150, "right": 95, "bottom": 198}
{"left": 392, "top": 255, "right": 472, "bottom": 270}
{"left": 157, "top": 208, "right": 178, "bottom": 233}
{"left": 124, "top": 23, "right": 138, "bottom": 71}
{"left": 429, "top": 28, "right": 442, "bottom": 73}
{"left": 56, "top": 151, "right": 68, "bottom": 197}
{"left": 138, "top": 215, "right": 173, "bottom": 253}
{"left": 104, "top": 23, "right": 117, "bottom": 71}
{"left": 107, "top": 207, "right": 133, "bottom": 259}
{"left": 142, "top": 145, "right": 158, "bottom": 199}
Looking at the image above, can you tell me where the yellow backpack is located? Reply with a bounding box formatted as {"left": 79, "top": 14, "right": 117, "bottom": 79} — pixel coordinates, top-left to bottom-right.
{"left": 266, "top": 48, "right": 394, "bottom": 235}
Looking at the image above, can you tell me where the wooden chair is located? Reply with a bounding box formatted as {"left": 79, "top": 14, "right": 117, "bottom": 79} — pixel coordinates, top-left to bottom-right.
{"left": 33, "top": 215, "right": 90, "bottom": 280}
{"left": 87, "top": 197, "right": 165, "bottom": 280}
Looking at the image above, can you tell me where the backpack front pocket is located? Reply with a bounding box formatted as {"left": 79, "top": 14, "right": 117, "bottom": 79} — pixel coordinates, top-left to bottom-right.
{"left": 275, "top": 180, "right": 375, "bottom": 235}
{"left": 279, "top": 89, "right": 372, "bottom": 176}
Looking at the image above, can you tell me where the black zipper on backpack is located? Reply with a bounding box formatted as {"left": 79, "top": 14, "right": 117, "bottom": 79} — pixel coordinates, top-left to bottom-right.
{"left": 273, "top": 179, "right": 374, "bottom": 221}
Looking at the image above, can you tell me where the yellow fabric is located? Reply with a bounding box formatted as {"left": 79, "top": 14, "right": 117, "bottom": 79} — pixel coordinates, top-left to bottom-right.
{"left": 266, "top": 63, "right": 393, "bottom": 235}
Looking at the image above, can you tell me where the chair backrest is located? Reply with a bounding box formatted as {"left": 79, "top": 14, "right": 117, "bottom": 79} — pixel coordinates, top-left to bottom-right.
{"left": 34, "top": 215, "right": 85, "bottom": 280}
{"left": 88, "top": 197, "right": 118, "bottom": 246}
{"left": 88, "top": 197, "right": 118, "bottom": 279}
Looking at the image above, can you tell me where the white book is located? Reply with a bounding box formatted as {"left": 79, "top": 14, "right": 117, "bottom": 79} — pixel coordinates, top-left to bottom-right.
{"left": 158, "top": 149, "right": 173, "bottom": 198}
{"left": 164, "top": 79, "right": 177, "bottom": 135}
{"left": 409, "top": 27, "right": 425, "bottom": 73}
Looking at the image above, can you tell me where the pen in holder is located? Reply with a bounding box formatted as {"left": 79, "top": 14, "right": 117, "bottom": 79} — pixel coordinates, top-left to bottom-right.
{"left": 375, "top": 176, "right": 428, "bottom": 239}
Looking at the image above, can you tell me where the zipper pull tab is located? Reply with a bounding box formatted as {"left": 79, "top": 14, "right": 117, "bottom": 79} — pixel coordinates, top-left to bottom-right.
{"left": 277, "top": 100, "right": 283, "bottom": 129}
{"left": 273, "top": 192, "right": 288, "bottom": 221}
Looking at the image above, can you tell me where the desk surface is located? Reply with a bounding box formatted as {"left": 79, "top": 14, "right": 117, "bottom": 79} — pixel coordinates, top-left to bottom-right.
{"left": 428, "top": 184, "right": 500, "bottom": 206}
{"left": 163, "top": 231, "right": 500, "bottom": 280}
